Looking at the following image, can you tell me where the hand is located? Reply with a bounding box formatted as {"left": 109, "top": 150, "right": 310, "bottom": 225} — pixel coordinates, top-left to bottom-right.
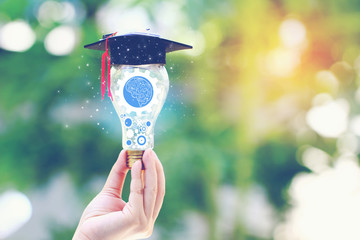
{"left": 73, "top": 149, "right": 165, "bottom": 240}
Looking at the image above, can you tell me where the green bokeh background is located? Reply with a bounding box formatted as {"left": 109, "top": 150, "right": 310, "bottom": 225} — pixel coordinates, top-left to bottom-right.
{"left": 1, "top": 0, "right": 360, "bottom": 239}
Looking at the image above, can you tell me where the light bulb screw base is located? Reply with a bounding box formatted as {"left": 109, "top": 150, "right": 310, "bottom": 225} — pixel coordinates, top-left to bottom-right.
{"left": 126, "top": 150, "right": 144, "bottom": 168}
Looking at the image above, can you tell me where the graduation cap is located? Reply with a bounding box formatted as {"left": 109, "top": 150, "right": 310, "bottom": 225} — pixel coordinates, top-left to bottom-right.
{"left": 84, "top": 32, "right": 193, "bottom": 65}
{"left": 84, "top": 32, "right": 192, "bottom": 99}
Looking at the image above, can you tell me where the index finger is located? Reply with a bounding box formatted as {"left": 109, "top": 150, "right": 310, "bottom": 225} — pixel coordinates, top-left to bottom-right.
{"left": 102, "top": 150, "right": 129, "bottom": 198}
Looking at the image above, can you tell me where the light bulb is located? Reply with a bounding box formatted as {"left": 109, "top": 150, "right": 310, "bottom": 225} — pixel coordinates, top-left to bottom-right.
{"left": 84, "top": 32, "right": 192, "bottom": 167}
{"left": 110, "top": 64, "right": 169, "bottom": 166}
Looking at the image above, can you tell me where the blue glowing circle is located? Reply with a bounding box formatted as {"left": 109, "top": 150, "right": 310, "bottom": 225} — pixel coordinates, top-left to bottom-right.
{"left": 140, "top": 126, "right": 147, "bottom": 132}
{"left": 137, "top": 136, "right": 146, "bottom": 145}
{"left": 123, "top": 76, "right": 153, "bottom": 108}
{"left": 126, "top": 140, "right": 132, "bottom": 145}
{"left": 125, "top": 118, "right": 132, "bottom": 127}
{"left": 146, "top": 121, "right": 151, "bottom": 127}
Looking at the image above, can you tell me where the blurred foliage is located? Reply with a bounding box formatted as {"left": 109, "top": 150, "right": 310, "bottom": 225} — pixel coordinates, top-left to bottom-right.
{"left": 253, "top": 139, "right": 309, "bottom": 209}
{"left": 1, "top": 0, "right": 360, "bottom": 239}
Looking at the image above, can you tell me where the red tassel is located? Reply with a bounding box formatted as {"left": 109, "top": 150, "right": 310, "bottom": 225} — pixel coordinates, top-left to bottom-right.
{"left": 107, "top": 53, "right": 112, "bottom": 100}
{"left": 101, "top": 53, "right": 106, "bottom": 99}
{"left": 101, "top": 32, "right": 117, "bottom": 100}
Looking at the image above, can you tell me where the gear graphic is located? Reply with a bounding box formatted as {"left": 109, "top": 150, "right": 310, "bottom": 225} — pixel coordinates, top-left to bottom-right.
{"left": 113, "top": 68, "right": 160, "bottom": 115}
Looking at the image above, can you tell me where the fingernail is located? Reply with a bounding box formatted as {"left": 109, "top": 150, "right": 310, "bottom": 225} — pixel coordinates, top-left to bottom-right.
{"left": 143, "top": 149, "right": 152, "bottom": 159}
{"left": 119, "top": 149, "right": 125, "bottom": 156}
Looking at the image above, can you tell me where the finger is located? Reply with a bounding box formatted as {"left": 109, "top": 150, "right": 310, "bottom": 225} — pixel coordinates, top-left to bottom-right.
{"left": 102, "top": 150, "right": 129, "bottom": 197}
{"left": 128, "top": 160, "right": 144, "bottom": 211}
{"left": 152, "top": 151, "right": 165, "bottom": 220}
{"left": 143, "top": 149, "right": 158, "bottom": 219}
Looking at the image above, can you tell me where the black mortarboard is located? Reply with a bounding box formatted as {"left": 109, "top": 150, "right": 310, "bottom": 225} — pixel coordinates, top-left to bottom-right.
{"left": 84, "top": 32, "right": 192, "bottom": 65}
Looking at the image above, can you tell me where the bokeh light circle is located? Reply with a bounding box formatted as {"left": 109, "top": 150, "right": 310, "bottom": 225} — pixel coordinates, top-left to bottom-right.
{"left": 0, "top": 20, "right": 36, "bottom": 52}
{"left": 44, "top": 25, "right": 77, "bottom": 56}
{"left": 279, "top": 19, "right": 307, "bottom": 48}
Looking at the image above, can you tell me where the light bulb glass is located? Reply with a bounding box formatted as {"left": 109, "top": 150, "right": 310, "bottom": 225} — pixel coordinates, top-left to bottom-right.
{"left": 110, "top": 64, "right": 169, "bottom": 151}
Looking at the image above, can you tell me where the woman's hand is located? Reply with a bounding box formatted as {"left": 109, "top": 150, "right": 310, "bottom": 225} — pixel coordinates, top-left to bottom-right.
{"left": 73, "top": 149, "right": 165, "bottom": 240}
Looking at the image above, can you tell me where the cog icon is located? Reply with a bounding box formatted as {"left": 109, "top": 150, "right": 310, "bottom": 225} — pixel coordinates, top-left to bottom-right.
{"left": 113, "top": 68, "right": 160, "bottom": 115}
{"left": 124, "top": 118, "right": 132, "bottom": 127}
{"left": 137, "top": 136, "right": 146, "bottom": 145}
